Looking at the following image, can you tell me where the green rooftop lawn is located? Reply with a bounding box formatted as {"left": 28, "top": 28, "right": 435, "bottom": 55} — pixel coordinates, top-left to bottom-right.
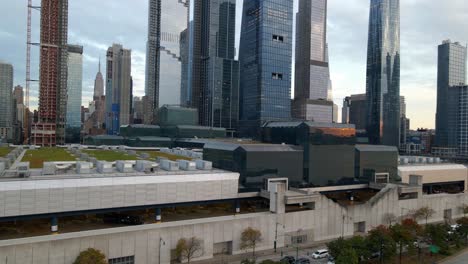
{"left": 22, "top": 148, "right": 76, "bottom": 168}
{"left": 0, "top": 147, "right": 13, "bottom": 157}
{"left": 83, "top": 150, "right": 138, "bottom": 162}
{"left": 137, "top": 151, "right": 191, "bottom": 161}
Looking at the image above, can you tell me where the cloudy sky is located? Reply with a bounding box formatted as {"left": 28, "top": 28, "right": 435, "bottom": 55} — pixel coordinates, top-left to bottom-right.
{"left": 1, "top": 0, "right": 467, "bottom": 129}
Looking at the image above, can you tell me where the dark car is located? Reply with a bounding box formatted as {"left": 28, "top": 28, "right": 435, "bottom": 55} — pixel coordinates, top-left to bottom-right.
{"left": 102, "top": 213, "right": 143, "bottom": 225}
{"left": 295, "top": 258, "right": 310, "bottom": 264}
{"left": 280, "top": 256, "right": 295, "bottom": 264}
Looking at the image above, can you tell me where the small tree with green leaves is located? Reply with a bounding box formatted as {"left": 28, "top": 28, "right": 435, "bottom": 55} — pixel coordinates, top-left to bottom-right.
{"left": 456, "top": 217, "right": 468, "bottom": 245}
{"left": 240, "top": 227, "right": 262, "bottom": 261}
{"left": 367, "top": 225, "right": 397, "bottom": 264}
{"left": 390, "top": 223, "right": 414, "bottom": 264}
{"left": 425, "top": 224, "right": 450, "bottom": 255}
{"left": 460, "top": 204, "right": 468, "bottom": 217}
{"left": 73, "top": 248, "right": 107, "bottom": 264}
{"left": 336, "top": 247, "right": 359, "bottom": 264}
{"left": 413, "top": 207, "right": 435, "bottom": 225}
{"left": 175, "top": 237, "right": 203, "bottom": 263}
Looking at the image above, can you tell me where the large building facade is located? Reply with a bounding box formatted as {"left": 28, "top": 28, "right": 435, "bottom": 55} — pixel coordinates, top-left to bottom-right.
{"left": 293, "top": 0, "right": 334, "bottom": 123}
{"left": 105, "top": 44, "right": 132, "bottom": 135}
{"left": 365, "top": 0, "right": 400, "bottom": 147}
{"left": 239, "top": 0, "right": 294, "bottom": 137}
{"left": 0, "top": 62, "right": 13, "bottom": 142}
{"left": 192, "top": 0, "right": 239, "bottom": 129}
{"left": 33, "top": 0, "right": 69, "bottom": 146}
{"left": 447, "top": 85, "right": 468, "bottom": 157}
{"left": 342, "top": 94, "right": 367, "bottom": 130}
{"left": 65, "top": 45, "right": 83, "bottom": 129}
{"left": 435, "top": 40, "right": 467, "bottom": 148}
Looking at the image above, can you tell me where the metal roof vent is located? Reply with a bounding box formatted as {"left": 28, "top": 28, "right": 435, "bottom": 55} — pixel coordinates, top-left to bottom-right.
{"left": 116, "top": 161, "right": 134, "bottom": 173}
{"left": 160, "top": 159, "right": 179, "bottom": 171}
{"left": 135, "top": 160, "right": 158, "bottom": 173}
{"left": 196, "top": 160, "right": 212, "bottom": 170}
{"left": 76, "top": 162, "right": 92, "bottom": 174}
{"left": 178, "top": 160, "right": 196, "bottom": 171}
{"left": 42, "top": 162, "right": 57, "bottom": 175}
{"left": 97, "top": 161, "right": 113, "bottom": 173}
{"left": 17, "top": 162, "right": 30, "bottom": 178}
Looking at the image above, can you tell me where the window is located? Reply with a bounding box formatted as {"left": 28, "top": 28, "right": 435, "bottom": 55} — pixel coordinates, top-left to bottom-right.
{"left": 272, "top": 35, "right": 284, "bottom": 42}
{"left": 272, "top": 73, "right": 283, "bottom": 80}
{"left": 291, "top": 235, "right": 307, "bottom": 244}
{"left": 109, "top": 256, "right": 135, "bottom": 264}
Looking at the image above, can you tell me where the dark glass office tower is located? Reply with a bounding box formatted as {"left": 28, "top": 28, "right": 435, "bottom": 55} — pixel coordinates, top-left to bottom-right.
{"left": 365, "top": 0, "right": 400, "bottom": 147}
{"left": 192, "top": 0, "right": 239, "bottom": 129}
{"left": 435, "top": 40, "right": 467, "bottom": 147}
{"left": 239, "top": 0, "right": 294, "bottom": 137}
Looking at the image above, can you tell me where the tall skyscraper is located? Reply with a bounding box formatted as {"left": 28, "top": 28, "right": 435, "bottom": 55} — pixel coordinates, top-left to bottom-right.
{"left": 435, "top": 40, "right": 467, "bottom": 147}
{"left": 180, "top": 28, "right": 189, "bottom": 107}
{"left": 66, "top": 45, "right": 83, "bottom": 129}
{"left": 447, "top": 85, "right": 468, "bottom": 156}
{"left": 191, "top": 0, "right": 239, "bottom": 129}
{"left": 293, "top": 0, "right": 334, "bottom": 123}
{"left": 105, "top": 44, "right": 132, "bottom": 135}
{"left": 13, "top": 85, "right": 24, "bottom": 105}
{"left": 145, "top": 0, "right": 162, "bottom": 124}
{"left": 365, "top": 0, "right": 400, "bottom": 146}
{"left": 0, "top": 62, "right": 13, "bottom": 142}
{"left": 13, "top": 85, "right": 25, "bottom": 144}
{"left": 33, "top": 0, "right": 68, "bottom": 146}
{"left": 94, "top": 58, "right": 104, "bottom": 100}
{"left": 239, "top": 0, "right": 294, "bottom": 137}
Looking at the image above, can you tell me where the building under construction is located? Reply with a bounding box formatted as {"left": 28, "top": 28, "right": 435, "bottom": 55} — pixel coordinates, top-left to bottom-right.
{"left": 32, "top": 0, "right": 68, "bottom": 146}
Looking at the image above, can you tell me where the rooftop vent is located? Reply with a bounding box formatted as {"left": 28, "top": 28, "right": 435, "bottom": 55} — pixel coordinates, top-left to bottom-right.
{"left": 42, "top": 162, "right": 57, "bottom": 175}
{"left": 196, "top": 160, "right": 212, "bottom": 170}
{"left": 160, "top": 159, "right": 179, "bottom": 171}
{"left": 76, "top": 162, "right": 92, "bottom": 174}
{"left": 17, "top": 162, "right": 30, "bottom": 178}
{"left": 178, "top": 160, "right": 196, "bottom": 171}
{"left": 116, "top": 161, "right": 134, "bottom": 173}
{"left": 97, "top": 161, "right": 113, "bottom": 173}
{"left": 135, "top": 160, "right": 158, "bottom": 173}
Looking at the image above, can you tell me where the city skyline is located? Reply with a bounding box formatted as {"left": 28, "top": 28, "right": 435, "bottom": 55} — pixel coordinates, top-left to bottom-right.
{"left": 1, "top": 0, "right": 467, "bottom": 129}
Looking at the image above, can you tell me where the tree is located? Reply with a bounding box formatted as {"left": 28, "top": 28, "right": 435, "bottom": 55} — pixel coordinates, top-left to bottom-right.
{"left": 367, "top": 225, "right": 396, "bottom": 264}
{"left": 348, "top": 236, "right": 371, "bottom": 262}
{"left": 175, "top": 237, "right": 203, "bottom": 263}
{"left": 413, "top": 207, "right": 435, "bottom": 225}
{"left": 401, "top": 218, "right": 423, "bottom": 261}
{"left": 73, "top": 248, "right": 107, "bottom": 264}
{"left": 383, "top": 213, "right": 397, "bottom": 226}
{"left": 460, "top": 204, "right": 468, "bottom": 217}
{"left": 390, "top": 223, "right": 414, "bottom": 264}
{"left": 424, "top": 224, "right": 450, "bottom": 255}
{"left": 327, "top": 236, "right": 370, "bottom": 263}
{"left": 456, "top": 217, "right": 468, "bottom": 245}
{"left": 327, "top": 237, "right": 348, "bottom": 259}
{"left": 240, "top": 227, "right": 262, "bottom": 260}
{"left": 259, "top": 260, "right": 281, "bottom": 264}
{"left": 336, "top": 247, "right": 359, "bottom": 264}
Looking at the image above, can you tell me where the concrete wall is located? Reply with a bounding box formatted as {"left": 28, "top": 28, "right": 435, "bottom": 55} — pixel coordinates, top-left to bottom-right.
{"left": 0, "top": 173, "right": 239, "bottom": 217}
{"left": 0, "top": 187, "right": 467, "bottom": 263}
{"left": 399, "top": 164, "right": 468, "bottom": 191}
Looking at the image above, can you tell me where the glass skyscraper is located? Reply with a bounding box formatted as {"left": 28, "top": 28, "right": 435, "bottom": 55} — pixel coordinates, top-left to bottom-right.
{"left": 293, "top": 0, "right": 334, "bottom": 123}
{"left": 66, "top": 45, "right": 83, "bottom": 129}
{"left": 365, "top": 0, "right": 400, "bottom": 147}
{"left": 239, "top": 0, "right": 294, "bottom": 137}
{"left": 0, "top": 61, "right": 13, "bottom": 141}
{"left": 435, "top": 40, "right": 467, "bottom": 147}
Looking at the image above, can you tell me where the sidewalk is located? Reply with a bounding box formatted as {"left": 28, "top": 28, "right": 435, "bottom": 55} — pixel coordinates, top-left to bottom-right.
{"left": 437, "top": 247, "right": 468, "bottom": 264}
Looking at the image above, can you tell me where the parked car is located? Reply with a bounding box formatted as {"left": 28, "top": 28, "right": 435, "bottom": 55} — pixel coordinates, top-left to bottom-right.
{"left": 312, "top": 249, "right": 329, "bottom": 259}
{"left": 102, "top": 213, "right": 143, "bottom": 225}
{"left": 295, "top": 257, "right": 310, "bottom": 264}
{"left": 327, "top": 256, "right": 335, "bottom": 264}
{"left": 280, "top": 256, "right": 295, "bottom": 264}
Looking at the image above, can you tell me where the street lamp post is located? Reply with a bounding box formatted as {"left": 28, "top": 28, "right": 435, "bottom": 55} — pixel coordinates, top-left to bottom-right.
{"left": 159, "top": 237, "right": 166, "bottom": 264}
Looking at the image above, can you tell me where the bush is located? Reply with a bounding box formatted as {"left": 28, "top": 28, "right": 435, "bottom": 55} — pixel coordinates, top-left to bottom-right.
{"left": 73, "top": 248, "right": 107, "bottom": 264}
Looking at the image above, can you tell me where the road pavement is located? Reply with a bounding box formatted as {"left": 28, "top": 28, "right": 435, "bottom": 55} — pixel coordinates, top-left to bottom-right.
{"left": 440, "top": 249, "right": 468, "bottom": 264}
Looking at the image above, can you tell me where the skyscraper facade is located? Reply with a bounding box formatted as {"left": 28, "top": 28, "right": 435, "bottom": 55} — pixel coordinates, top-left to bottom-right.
{"left": 66, "top": 45, "right": 83, "bottom": 129}
{"left": 94, "top": 59, "right": 104, "bottom": 100}
{"left": 13, "top": 85, "right": 24, "bottom": 105}
{"left": 293, "top": 0, "right": 334, "bottom": 123}
{"left": 0, "top": 62, "right": 13, "bottom": 141}
{"left": 365, "top": 0, "right": 400, "bottom": 147}
{"left": 105, "top": 44, "right": 132, "bottom": 135}
{"left": 33, "top": 0, "right": 68, "bottom": 146}
{"left": 435, "top": 40, "right": 467, "bottom": 147}
{"left": 239, "top": 0, "right": 294, "bottom": 137}
{"left": 192, "top": 0, "right": 239, "bottom": 129}
{"left": 179, "top": 28, "right": 190, "bottom": 107}
{"left": 145, "top": 0, "right": 161, "bottom": 124}
{"left": 447, "top": 85, "right": 468, "bottom": 156}
{"left": 342, "top": 94, "right": 367, "bottom": 130}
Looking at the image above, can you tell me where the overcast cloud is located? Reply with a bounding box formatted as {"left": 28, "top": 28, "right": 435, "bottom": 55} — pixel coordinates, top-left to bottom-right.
{"left": 1, "top": 0, "right": 467, "bottom": 129}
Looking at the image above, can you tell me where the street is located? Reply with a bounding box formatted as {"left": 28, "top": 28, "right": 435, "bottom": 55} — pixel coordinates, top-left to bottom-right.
{"left": 236, "top": 245, "right": 330, "bottom": 264}
{"left": 440, "top": 249, "right": 468, "bottom": 264}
